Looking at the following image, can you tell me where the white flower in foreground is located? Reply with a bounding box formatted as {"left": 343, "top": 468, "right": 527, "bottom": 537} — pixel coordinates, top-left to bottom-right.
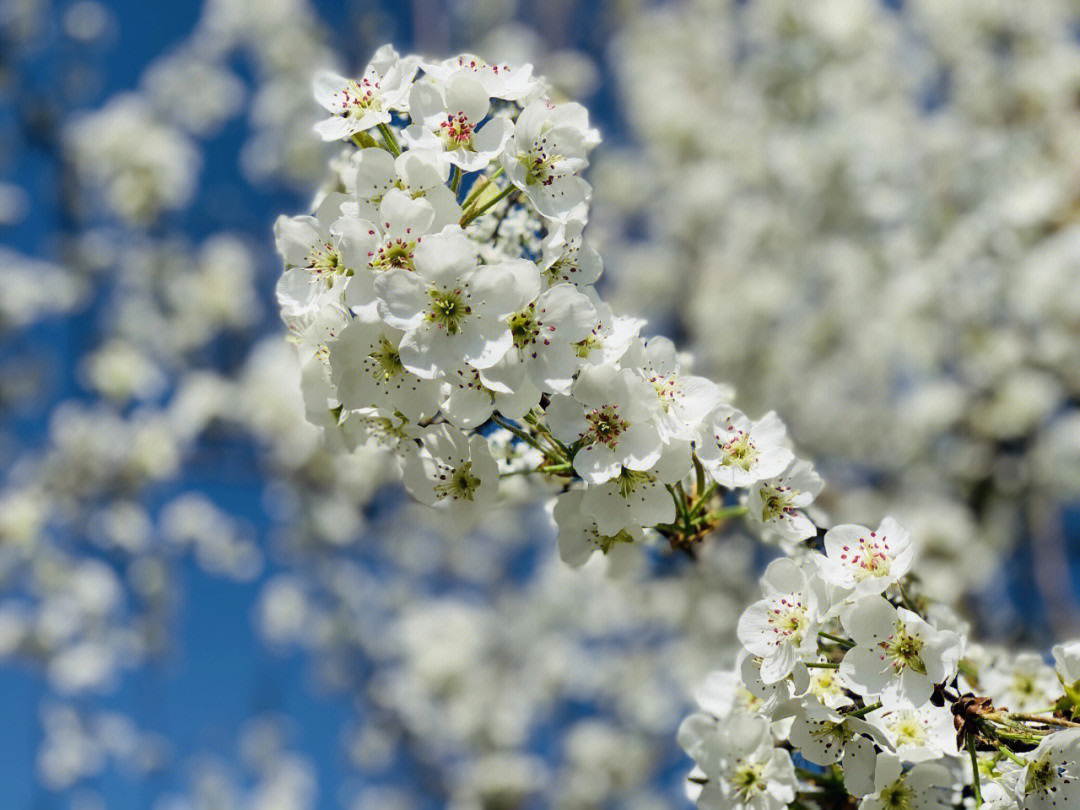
{"left": 746, "top": 460, "right": 822, "bottom": 543}
{"left": 539, "top": 222, "right": 602, "bottom": 287}
{"left": 578, "top": 441, "right": 689, "bottom": 536}
{"left": 346, "top": 147, "right": 460, "bottom": 228}
{"left": 402, "top": 76, "right": 512, "bottom": 171}
{"left": 806, "top": 660, "right": 855, "bottom": 710}
{"left": 420, "top": 54, "right": 542, "bottom": 101}
{"left": 274, "top": 194, "right": 374, "bottom": 281}
{"left": 401, "top": 424, "right": 498, "bottom": 522}
{"left": 738, "top": 652, "right": 809, "bottom": 718}
{"left": 547, "top": 363, "right": 662, "bottom": 485}
{"left": 505, "top": 280, "right": 598, "bottom": 395}
{"left": 788, "top": 698, "right": 883, "bottom": 774}
{"left": 857, "top": 754, "right": 952, "bottom": 810}
{"left": 374, "top": 231, "right": 529, "bottom": 378}
{"left": 338, "top": 408, "right": 421, "bottom": 456}
{"left": 1009, "top": 729, "right": 1080, "bottom": 810}
{"left": 839, "top": 595, "right": 962, "bottom": 708}
{"left": 817, "top": 517, "right": 915, "bottom": 596}
{"left": 1053, "top": 640, "right": 1080, "bottom": 684}
{"left": 574, "top": 297, "right": 643, "bottom": 368}
{"left": 737, "top": 557, "right": 827, "bottom": 683}
{"left": 551, "top": 489, "right": 642, "bottom": 567}
{"left": 625, "top": 337, "right": 719, "bottom": 441}
{"left": 695, "top": 406, "right": 793, "bottom": 488}
{"left": 865, "top": 704, "right": 958, "bottom": 763}
{"left": 680, "top": 711, "right": 796, "bottom": 810}
{"left": 500, "top": 99, "right": 593, "bottom": 223}
{"left": 327, "top": 319, "right": 440, "bottom": 421}
{"left": 313, "top": 45, "right": 418, "bottom": 141}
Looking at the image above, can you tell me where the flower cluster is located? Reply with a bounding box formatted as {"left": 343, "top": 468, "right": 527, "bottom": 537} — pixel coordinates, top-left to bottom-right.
{"left": 680, "top": 516, "right": 1080, "bottom": 810}
{"left": 276, "top": 45, "right": 832, "bottom": 563}
{"left": 275, "top": 45, "right": 1080, "bottom": 810}
{"left": 601, "top": 0, "right": 1080, "bottom": 613}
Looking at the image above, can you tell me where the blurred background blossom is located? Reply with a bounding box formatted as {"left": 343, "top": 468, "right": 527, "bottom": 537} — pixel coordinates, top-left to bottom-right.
{"left": 1, "top": 0, "right": 1079, "bottom": 808}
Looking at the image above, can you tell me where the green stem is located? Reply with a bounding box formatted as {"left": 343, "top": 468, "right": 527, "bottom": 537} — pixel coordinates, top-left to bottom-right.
{"left": 525, "top": 414, "right": 571, "bottom": 460}
{"left": 700, "top": 504, "right": 748, "bottom": 524}
{"left": 845, "top": 701, "right": 882, "bottom": 719}
{"left": 806, "top": 662, "right": 839, "bottom": 670}
{"left": 499, "top": 461, "right": 573, "bottom": 478}
{"left": 460, "top": 183, "right": 515, "bottom": 227}
{"left": 818, "top": 631, "right": 853, "bottom": 649}
{"left": 1005, "top": 713, "right": 1080, "bottom": 728}
{"left": 675, "top": 482, "right": 694, "bottom": 533}
{"left": 449, "top": 165, "right": 461, "bottom": 194}
{"left": 461, "top": 166, "right": 504, "bottom": 210}
{"left": 490, "top": 413, "right": 548, "bottom": 456}
{"left": 993, "top": 741, "right": 1028, "bottom": 767}
{"left": 667, "top": 484, "right": 690, "bottom": 527}
{"left": 969, "top": 735, "right": 983, "bottom": 807}
{"left": 541, "top": 462, "right": 572, "bottom": 474}
{"left": 896, "top": 581, "right": 920, "bottom": 614}
{"left": 687, "top": 482, "right": 719, "bottom": 520}
{"left": 377, "top": 122, "right": 401, "bottom": 156}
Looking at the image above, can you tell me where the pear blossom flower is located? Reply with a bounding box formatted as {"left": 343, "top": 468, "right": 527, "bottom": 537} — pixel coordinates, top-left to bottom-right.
{"left": 313, "top": 45, "right": 418, "bottom": 141}
{"left": 546, "top": 364, "right": 663, "bottom": 485}
{"left": 326, "top": 319, "right": 440, "bottom": 421}
{"left": 400, "top": 424, "right": 499, "bottom": 524}
{"left": 539, "top": 222, "right": 603, "bottom": 287}
{"left": 788, "top": 698, "right": 884, "bottom": 772}
{"left": 982, "top": 652, "right": 1062, "bottom": 714}
{"left": 551, "top": 489, "right": 641, "bottom": 567}
{"left": 695, "top": 406, "right": 793, "bottom": 488}
{"left": 503, "top": 280, "right": 599, "bottom": 396}
{"left": 420, "top": 54, "right": 542, "bottom": 101}
{"left": 402, "top": 76, "right": 513, "bottom": 171}
{"left": 839, "top": 596, "right": 962, "bottom": 708}
{"left": 865, "top": 704, "right": 958, "bottom": 763}
{"left": 746, "top": 460, "right": 822, "bottom": 543}
{"left": 1009, "top": 728, "right": 1080, "bottom": 810}
{"left": 856, "top": 754, "right": 952, "bottom": 810}
{"left": 500, "top": 99, "right": 594, "bottom": 223}
{"left": 623, "top": 337, "right": 719, "bottom": 442}
{"left": 374, "top": 233, "right": 530, "bottom": 378}
{"left": 817, "top": 517, "right": 915, "bottom": 596}
{"left": 736, "top": 558, "right": 827, "bottom": 684}
{"left": 679, "top": 712, "right": 797, "bottom": 810}
{"left": 346, "top": 147, "right": 460, "bottom": 228}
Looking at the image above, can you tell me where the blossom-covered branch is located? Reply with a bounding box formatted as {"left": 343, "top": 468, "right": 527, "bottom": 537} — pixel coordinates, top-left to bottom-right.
{"left": 275, "top": 45, "right": 1080, "bottom": 810}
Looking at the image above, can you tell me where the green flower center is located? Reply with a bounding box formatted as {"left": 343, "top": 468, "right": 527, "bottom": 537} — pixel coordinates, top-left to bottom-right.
{"left": 368, "top": 338, "right": 405, "bottom": 382}
{"left": 881, "top": 625, "right": 927, "bottom": 674}
{"left": 585, "top": 405, "right": 628, "bottom": 448}
{"left": 616, "top": 468, "right": 652, "bottom": 499}
{"left": 340, "top": 78, "right": 381, "bottom": 118}
{"left": 518, "top": 146, "right": 562, "bottom": 186}
{"left": 509, "top": 305, "right": 540, "bottom": 349}
{"left": 372, "top": 238, "right": 416, "bottom": 271}
{"left": 434, "top": 461, "right": 481, "bottom": 502}
{"left": 428, "top": 288, "right": 470, "bottom": 335}
{"left": 879, "top": 779, "right": 914, "bottom": 810}
{"left": 440, "top": 112, "right": 475, "bottom": 149}
{"left": 732, "top": 762, "right": 766, "bottom": 798}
